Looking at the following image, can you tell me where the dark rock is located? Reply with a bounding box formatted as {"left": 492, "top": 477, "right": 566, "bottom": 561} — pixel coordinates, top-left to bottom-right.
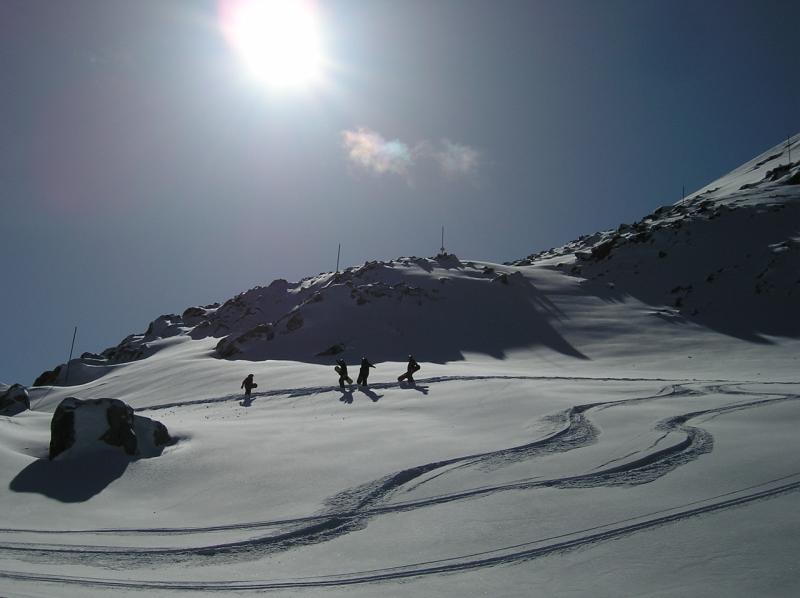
{"left": 754, "top": 152, "right": 783, "bottom": 168}
{"left": 144, "top": 314, "right": 183, "bottom": 340}
{"left": 286, "top": 313, "right": 304, "bottom": 331}
{"left": 100, "top": 400, "right": 138, "bottom": 455}
{"left": 316, "top": 343, "right": 345, "bottom": 356}
{"left": 765, "top": 163, "right": 791, "bottom": 182}
{"left": 590, "top": 236, "right": 618, "bottom": 261}
{"left": 0, "top": 384, "right": 30, "bottom": 415}
{"left": 49, "top": 405, "right": 75, "bottom": 459}
{"left": 215, "top": 337, "right": 242, "bottom": 358}
{"left": 34, "top": 365, "right": 63, "bottom": 387}
{"left": 152, "top": 421, "right": 171, "bottom": 446}
{"left": 215, "top": 323, "right": 275, "bottom": 358}
{"left": 493, "top": 271, "right": 525, "bottom": 285}
{"left": 182, "top": 306, "right": 207, "bottom": 326}
{"left": 49, "top": 397, "right": 172, "bottom": 460}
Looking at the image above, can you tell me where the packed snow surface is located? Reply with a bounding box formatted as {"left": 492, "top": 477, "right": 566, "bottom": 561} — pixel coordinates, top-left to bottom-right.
{"left": 2, "top": 135, "right": 799, "bottom": 597}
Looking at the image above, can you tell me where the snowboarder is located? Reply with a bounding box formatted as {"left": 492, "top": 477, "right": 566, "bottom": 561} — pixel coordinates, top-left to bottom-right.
{"left": 241, "top": 374, "right": 257, "bottom": 398}
{"left": 356, "top": 356, "right": 376, "bottom": 387}
{"left": 397, "top": 355, "right": 420, "bottom": 383}
{"left": 335, "top": 358, "right": 352, "bottom": 389}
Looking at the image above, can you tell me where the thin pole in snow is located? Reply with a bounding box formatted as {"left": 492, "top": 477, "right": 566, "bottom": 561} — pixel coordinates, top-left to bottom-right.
{"left": 63, "top": 326, "right": 77, "bottom": 386}
{"left": 440, "top": 226, "right": 445, "bottom": 255}
{"left": 335, "top": 243, "right": 341, "bottom": 273}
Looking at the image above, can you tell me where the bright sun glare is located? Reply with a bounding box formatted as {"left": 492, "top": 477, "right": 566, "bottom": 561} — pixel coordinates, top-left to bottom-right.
{"left": 220, "top": 0, "right": 324, "bottom": 88}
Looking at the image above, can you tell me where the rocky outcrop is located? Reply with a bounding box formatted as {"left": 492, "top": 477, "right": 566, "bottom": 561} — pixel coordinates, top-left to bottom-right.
{"left": 49, "top": 397, "right": 172, "bottom": 460}
{"left": 33, "top": 366, "right": 63, "bottom": 387}
{"left": 0, "top": 384, "right": 30, "bottom": 415}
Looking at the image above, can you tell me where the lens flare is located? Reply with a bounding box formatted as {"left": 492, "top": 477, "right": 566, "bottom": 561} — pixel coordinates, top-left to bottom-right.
{"left": 219, "top": 0, "right": 324, "bottom": 88}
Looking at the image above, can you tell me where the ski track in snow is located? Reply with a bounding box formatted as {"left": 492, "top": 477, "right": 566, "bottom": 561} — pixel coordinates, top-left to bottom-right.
{"left": 134, "top": 374, "right": 791, "bottom": 412}
{"left": 2, "top": 377, "right": 799, "bottom": 591}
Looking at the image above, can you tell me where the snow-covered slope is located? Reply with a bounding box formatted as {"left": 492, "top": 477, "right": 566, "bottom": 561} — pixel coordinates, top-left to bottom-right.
{"left": 3, "top": 135, "right": 800, "bottom": 597}
{"left": 33, "top": 136, "right": 800, "bottom": 388}
{"left": 512, "top": 133, "right": 800, "bottom": 342}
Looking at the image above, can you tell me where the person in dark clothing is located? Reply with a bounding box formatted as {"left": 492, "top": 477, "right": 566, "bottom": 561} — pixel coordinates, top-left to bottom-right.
{"left": 335, "top": 358, "right": 352, "bottom": 389}
{"left": 397, "top": 355, "right": 420, "bottom": 383}
{"left": 241, "top": 374, "right": 257, "bottom": 398}
{"left": 357, "top": 356, "right": 376, "bottom": 387}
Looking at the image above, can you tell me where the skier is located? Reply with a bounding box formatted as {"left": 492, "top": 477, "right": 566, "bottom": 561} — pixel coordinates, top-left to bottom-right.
{"left": 241, "top": 374, "right": 257, "bottom": 398}
{"left": 397, "top": 355, "right": 420, "bottom": 383}
{"left": 356, "top": 356, "right": 376, "bottom": 387}
{"left": 335, "top": 358, "right": 352, "bottom": 389}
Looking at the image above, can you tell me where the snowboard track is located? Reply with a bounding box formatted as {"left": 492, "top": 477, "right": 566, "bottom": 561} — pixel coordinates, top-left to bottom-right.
{"left": 2, "top": 378, "right": 799, "bottom": 590}
{"left": 2, "top": 477, "right": 798, "bottom": 591}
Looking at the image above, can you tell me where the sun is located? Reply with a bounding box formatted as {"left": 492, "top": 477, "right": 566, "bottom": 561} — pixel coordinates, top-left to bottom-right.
{"left": 219, "top": 0, "right": 325, "bottom": 88}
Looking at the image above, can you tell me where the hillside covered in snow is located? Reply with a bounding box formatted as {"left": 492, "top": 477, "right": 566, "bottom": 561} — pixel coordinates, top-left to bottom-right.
{"left": 31, "top": 135, "right": 800, "bottom": 389}
{"left": 2, "top": 135, "right": 799, "bottom": 597}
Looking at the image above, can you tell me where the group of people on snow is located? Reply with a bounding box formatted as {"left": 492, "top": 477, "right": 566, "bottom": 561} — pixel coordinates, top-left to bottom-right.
{"left": 334, "top": 355, "right": 419, "bottom": 389}
{"left": 240, "top": 355, "right": 420, "bottom": 398}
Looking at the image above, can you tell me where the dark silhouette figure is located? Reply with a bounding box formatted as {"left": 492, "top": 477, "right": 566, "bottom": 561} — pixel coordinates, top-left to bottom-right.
{"left": 241, "top": 374, "right": 257, "bottom": 398}
{"left": 397, "top": 355, "right": 420, "bottom": 383}
{"left": 357, "top": 356, "right": 376, "bottom": 387}
{"left": 335, "top": 359, "right": 352, "bottom": 389}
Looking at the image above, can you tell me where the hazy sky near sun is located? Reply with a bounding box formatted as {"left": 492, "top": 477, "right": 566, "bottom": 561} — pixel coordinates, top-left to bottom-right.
{"left": 1, "top": 0, "right": 798, "bottom": 385}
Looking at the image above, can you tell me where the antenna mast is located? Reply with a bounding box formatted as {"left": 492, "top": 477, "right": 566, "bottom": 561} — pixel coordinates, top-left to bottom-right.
{"left": 336, "top": 243, "right": 341, "bottom": 273}
{"left": 63, "top": 326, "right": 77, "bottom": 386}
{"left": 440, "top": 226, "right": 445, "bottom": 255}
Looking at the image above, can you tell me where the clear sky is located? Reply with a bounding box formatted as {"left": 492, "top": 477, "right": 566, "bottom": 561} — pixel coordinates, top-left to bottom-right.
{"left": 2, "top": 0, "right": 798, "bottom": 385}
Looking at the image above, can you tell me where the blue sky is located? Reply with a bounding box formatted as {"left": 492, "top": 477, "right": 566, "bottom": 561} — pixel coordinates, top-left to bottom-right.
{"left": 2, "top": 0, "right": 798, "bottom": 385}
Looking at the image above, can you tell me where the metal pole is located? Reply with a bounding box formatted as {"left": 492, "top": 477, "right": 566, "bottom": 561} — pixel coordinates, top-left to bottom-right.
{"left": 63, "top": 326, "right": 77, "bottom": 386}
{"left": 440, "top": 226, "right": 445, "bottom": 254}
{"left": 336, "top": 243, "right": 341, "bottom": 273}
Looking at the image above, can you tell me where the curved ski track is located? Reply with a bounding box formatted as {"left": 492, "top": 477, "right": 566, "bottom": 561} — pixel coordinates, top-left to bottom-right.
{"left": 2, "top": 378, "right": 799, "bottom": 591}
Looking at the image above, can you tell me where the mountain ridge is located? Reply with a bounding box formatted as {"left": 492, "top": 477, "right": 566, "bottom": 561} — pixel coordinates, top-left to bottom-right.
{"left": 33, "top": 134, "right": 799, "bottom": 387}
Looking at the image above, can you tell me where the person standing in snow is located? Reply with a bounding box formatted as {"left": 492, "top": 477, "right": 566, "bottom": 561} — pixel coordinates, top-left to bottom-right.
{"left": 335, "top": 358, "right": 352, "bottom": 389}
{"left": 356, "top": 356, "right": 376, "bottom": 387}
{"left": 241, "top": 374, "right": 257, "bottom": 398}
{"left": 397, "top": 355, "right": 420, "bottom": 383}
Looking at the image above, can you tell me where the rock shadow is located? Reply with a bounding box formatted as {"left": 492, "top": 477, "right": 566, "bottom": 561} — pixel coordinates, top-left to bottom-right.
{"left": 10, "top": 453, "right": 130, "bottom": 503}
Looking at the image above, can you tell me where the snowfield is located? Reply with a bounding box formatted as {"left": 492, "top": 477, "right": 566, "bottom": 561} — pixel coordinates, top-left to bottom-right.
{"left": 2, "top": 135, "right": 799, "bottom": 597}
